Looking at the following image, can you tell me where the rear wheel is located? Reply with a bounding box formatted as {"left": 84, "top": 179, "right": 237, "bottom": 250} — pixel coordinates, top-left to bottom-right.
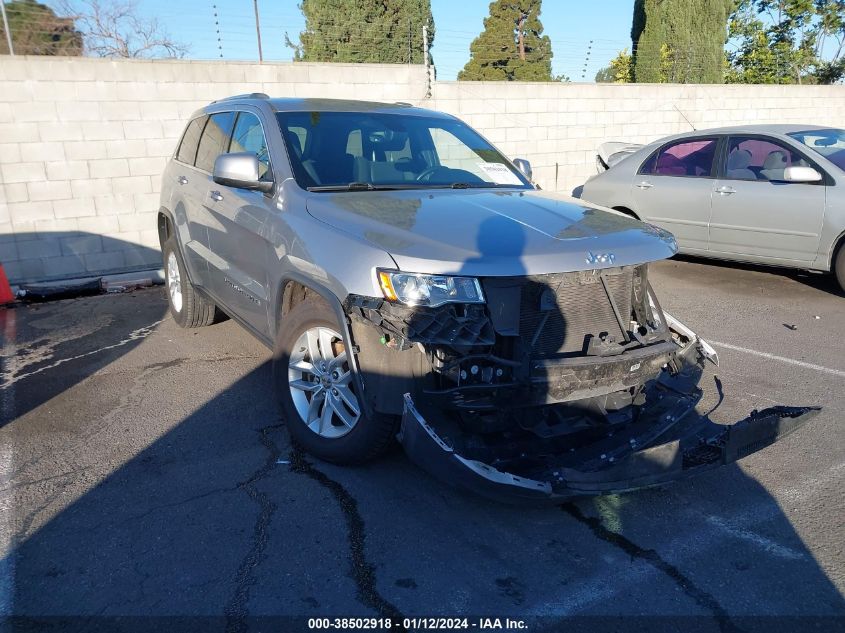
{"left": 274, "top": 296, "right": 397, "bottom": 464}
{"left": 835, "top": 243, "right": 845, "bottom": 293}
{"left": 161, "top": 236, "right": 216, "bottom": 328}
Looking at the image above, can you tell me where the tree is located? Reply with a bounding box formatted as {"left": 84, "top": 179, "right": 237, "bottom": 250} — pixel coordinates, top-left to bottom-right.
{"left": 631, "top": 0, "right": 735, "bottom": 83}
{"left": 289, "top": 0, "right": 435, "bottom": 64}
{"left": 595, "top": 66, "right": 614, "bottom": 82}
{"left": 596, "top": 48, "right": 633, "bottom": 82}
{"left": 0, "top": 0, "right": 82, "bottom": 55}
{"left": 458, "top": 0, "right": 554, "bottom": 81}
{"left": 726, "top": 0, "right": 845, "bottom": 84}
{"left": 56, "top": 0, "right": 188, "bottom": 58}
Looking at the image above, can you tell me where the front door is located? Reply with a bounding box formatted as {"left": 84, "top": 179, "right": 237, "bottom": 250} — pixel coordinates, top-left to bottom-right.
{"left": 170, "top": 115, "right": 211, "bottom": 286}
{"left": 709, "top": 136, "right": 825, "bottom": 263}
{"left": 206, "top": 110, "right": 274, "bottom": 336}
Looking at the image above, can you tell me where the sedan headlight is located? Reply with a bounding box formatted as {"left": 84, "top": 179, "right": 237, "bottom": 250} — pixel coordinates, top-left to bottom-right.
{"left": 377, "top": 270, "right": 485, "bottom": 307}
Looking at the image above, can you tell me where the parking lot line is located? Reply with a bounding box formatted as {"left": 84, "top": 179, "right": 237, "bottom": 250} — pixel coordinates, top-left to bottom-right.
{"left": 708, "top": 340, "right": 845, "bottom": 378}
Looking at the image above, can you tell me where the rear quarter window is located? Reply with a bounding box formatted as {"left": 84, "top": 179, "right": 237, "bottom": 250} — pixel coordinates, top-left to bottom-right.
{"left": 195, "top": 111, "right": 237, "bottom": 173}
{"left": 176, "top": 116, "right": 207, "bottom": 165}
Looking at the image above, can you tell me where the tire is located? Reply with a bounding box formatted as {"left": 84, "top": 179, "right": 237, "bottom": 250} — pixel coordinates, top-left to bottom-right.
{"left": 273, "top": 295, "right": 398, "bottom": 464}
{"left": 161, "top": 235, "right": 216, "bottom": 328}
{"left": 835, "top": 243, "right": 845, "bottom": 294}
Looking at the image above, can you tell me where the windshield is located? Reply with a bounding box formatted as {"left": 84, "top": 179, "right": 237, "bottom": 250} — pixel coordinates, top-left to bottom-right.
{"left": 787, "top": 128, "right": 845, "bottom": 171}
{"left": 275, "top": 111, "right": 531, "bottom": 191}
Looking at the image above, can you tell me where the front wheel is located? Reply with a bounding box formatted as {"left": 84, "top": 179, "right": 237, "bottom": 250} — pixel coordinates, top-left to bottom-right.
{"left": 273, "top": 296, "right": 397, "bottom": 464}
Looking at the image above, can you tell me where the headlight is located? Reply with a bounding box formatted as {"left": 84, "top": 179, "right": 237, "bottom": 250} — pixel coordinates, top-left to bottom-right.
{"left": 377, "top": 270, "right": 485, "bottom": 307}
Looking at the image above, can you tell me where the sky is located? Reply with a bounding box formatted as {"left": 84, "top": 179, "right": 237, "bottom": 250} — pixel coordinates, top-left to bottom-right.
{"left": 93, "top": 0, "right": 636, "bottom": 82}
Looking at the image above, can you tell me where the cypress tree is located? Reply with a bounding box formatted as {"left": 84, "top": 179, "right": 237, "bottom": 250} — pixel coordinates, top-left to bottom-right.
{"left": 632, "top": 0, "right": 734, "bottom": 83}
{"left": 293, "top": 0, "right": 434, "bottom": 64}
{"left": 0, "top": 0, "right": 82, "bottom": 56}
{"left": 458, "top": 0, "right": 553, "bottom": 81}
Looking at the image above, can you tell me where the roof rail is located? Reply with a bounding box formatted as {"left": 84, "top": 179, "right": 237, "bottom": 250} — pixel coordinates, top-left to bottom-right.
{"left": 212, "top": 93, "right": 270, "bottom": 104}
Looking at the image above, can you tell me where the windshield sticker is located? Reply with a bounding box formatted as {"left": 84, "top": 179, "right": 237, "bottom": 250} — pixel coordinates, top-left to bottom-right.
{"left": 477, "top": 162, "right": 523, "bottom": 185}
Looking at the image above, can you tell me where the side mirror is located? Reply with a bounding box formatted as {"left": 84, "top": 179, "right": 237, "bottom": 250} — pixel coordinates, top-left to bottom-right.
{"left": 783, "top": 165, "right": 822, "bottom": 183}
{"left": 213, "top": 152, "right": 274, "bottom": 192}
{"left": 513, "top": 158, "right": 533, "bottom": 182}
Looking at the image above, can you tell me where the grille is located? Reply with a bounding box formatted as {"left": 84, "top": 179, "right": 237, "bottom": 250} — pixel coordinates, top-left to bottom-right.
{"left": 518, "top": 267, "right": 634, "bottom": 356}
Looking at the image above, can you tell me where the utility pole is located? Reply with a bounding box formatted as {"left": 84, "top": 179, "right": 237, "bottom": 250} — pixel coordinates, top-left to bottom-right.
{"left": 1, "top": 0, "right": 14, "bottom": 56}
{"left": 253, "top": 0, "right": 263, "bottom": 63}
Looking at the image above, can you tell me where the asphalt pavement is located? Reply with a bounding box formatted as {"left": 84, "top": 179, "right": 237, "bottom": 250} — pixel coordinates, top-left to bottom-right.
{"left": 1, "top": 256, "right": 843, "bottom": 632}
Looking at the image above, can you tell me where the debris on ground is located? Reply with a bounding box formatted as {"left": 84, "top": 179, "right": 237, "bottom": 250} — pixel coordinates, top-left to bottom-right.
{"left": 13, "top": 270, "right": 164, "bottom": 303}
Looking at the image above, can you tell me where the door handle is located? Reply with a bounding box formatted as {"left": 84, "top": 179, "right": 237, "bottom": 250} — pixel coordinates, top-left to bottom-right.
{"left": 177, "top": 176, "right": 188, "bottom": 185}
{"left": 714, "top": 186, "right": 736, "bottom": 195}
{"left": 635, "top": 181, "right": 653, "bottom": 189}
{"left": 209, "top": 190, "right": 224, "bottom": 202}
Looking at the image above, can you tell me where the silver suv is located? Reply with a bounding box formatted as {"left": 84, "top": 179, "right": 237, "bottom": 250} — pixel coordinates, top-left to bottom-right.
{"left": 158, "top": 95, "right": 816, "bottom": 502}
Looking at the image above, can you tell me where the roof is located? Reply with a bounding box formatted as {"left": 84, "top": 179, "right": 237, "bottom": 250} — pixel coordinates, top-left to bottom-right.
{"left": 212, "top": 95, "right": 452, "bottom": 118}
{"left": 660, "top": 124, "right": 833, "bottom": 142}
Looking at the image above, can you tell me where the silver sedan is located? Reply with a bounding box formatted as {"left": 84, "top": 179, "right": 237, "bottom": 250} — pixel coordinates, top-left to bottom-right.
{"left": 580, "top": 125, "right": 845, "bottom": 292}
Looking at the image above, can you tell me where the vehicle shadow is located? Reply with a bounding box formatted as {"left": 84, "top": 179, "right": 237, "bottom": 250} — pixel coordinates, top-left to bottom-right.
{"left": 392, "top": 214, "right": 567, "bottom": 499}
{"left": 0, "top": 232, "right": 166, "bottom": 428}
{"left": 5, "top": 357, "right": 843, "bottom": 628}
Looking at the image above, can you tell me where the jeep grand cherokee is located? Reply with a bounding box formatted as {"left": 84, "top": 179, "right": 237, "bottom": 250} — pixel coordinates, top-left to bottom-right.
{"left": 157, "top": 95, "right": 817, "bottom": 502}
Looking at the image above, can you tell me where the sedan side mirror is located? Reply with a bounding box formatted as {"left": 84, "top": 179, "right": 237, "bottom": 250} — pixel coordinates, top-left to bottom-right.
{"left": 213, "top": 152, "right": 274, "bottom": 192}
{"left": 513, "top": 158, "right": 533, "bottom": 182}
{"left": 783, "top": 165, "right": 823, "bottom": 183}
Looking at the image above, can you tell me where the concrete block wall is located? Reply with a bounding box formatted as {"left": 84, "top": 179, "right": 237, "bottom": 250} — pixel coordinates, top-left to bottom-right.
{"left": 1, "top": 55, "right": 844, "bottom": 283}
{"left": 428, "top": 81, "right": 845, "bottom": 195}
{"left": 0, "top": 56, "right": 427, "bottom": 283}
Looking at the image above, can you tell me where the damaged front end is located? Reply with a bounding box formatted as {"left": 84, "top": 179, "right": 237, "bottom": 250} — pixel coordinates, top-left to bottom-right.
{"left": 344, "top": 264, "right": 818, "bottom": 503}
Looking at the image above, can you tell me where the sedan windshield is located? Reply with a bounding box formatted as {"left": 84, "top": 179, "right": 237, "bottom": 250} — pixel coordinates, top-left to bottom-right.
{"left": 275, "top": 111, "right": 531, "bottom": 191}
{"left": 787, "top": 128, "right": 845, "bottom": 171}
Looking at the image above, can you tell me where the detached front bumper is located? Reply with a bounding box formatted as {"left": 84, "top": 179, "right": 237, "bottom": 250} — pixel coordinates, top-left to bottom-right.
{"left": 398, "top": 392, "right": 818, "bottom": 504}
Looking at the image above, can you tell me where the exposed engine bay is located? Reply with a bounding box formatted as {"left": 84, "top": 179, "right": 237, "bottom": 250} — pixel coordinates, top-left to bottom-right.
{"left": 344, "top": 263, "right": 817, "bottom": 502}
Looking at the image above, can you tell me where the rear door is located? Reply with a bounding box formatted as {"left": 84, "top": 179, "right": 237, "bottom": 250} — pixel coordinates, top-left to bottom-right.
{"left": 709, "top": 135, "right": 826, "bottom": 263}
{"left": 170, "top": 115, "right": 211, "bottom": 285}
{"left": 205, "top": 110, "right": 274, "bottom": 335}
{"left": 630, "top": 137, "right": 719, "bottom": 253}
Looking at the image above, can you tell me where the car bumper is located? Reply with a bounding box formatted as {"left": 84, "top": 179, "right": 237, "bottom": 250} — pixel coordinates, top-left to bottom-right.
{"left": 398, "top": 392, "right": 818, "bottom": 504}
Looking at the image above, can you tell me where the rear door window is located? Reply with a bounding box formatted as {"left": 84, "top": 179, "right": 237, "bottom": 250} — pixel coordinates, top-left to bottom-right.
{"left": 195, "top": 111, "right": 236, "bottom": 173}
{"left": 640, "top": 138, "right": 718, "bottom": 178}
{"left": 176, "top": 116, "right": 207, "bottom": 165}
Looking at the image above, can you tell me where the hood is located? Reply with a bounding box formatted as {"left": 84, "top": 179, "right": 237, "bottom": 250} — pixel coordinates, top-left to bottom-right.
{"left": 305, "top": 189, "right": 677, "bottom": 276}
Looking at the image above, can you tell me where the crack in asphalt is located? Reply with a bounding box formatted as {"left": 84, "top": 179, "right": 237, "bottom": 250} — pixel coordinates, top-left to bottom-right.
{"left": 114, "top": 487, "right": 237, "bottom": 529}
{"left": 224, "top": 423, "right": 285, "bottom": 633}
{"left": 289, "top": 447, "right": 406, "bottom": 628}
{"left": 10, "top": 357, "right": 167, "bottom": 481}
{"left": 562, "top": 503, "right": 744, "bottom": 633}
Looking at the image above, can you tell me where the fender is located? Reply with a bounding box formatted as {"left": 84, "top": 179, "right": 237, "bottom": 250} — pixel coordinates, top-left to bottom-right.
{"left": 274, "top": 272, "right": 374, "bottom": 419}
